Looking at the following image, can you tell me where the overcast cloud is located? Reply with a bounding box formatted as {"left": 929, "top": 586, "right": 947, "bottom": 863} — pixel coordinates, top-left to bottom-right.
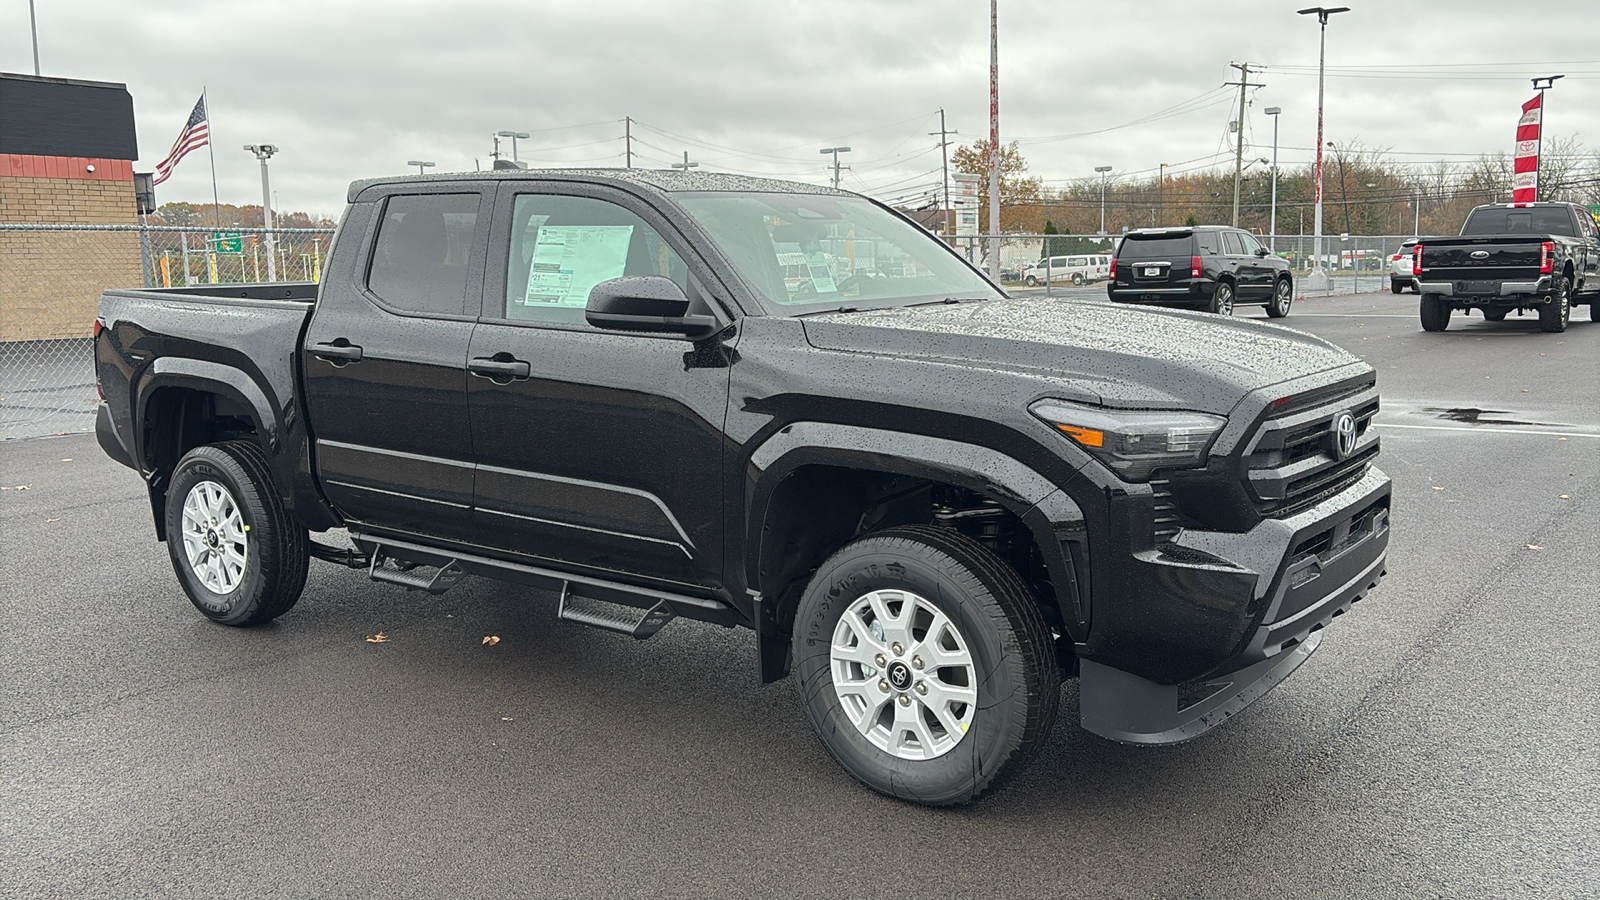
{"left": 5, "top": 0, "right": 1597, "bottom": 216}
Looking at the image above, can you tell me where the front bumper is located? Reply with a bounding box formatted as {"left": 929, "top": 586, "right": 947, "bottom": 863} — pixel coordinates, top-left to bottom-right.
{"left": 1076, "top": 466, "right": 1390, "bottom": 744}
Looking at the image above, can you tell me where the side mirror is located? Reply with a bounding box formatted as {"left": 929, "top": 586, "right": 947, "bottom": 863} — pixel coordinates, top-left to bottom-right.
{"left": 586, "top": 276, "right": 718, "bottom": 338}
{"left": 1255, "top": 247, "right": 1270, "bottom": 257}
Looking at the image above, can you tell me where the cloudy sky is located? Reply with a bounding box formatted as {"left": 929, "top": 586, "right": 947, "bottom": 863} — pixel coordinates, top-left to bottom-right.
{"left": 5, "top": 0, "right": 1596, "bottom": 216}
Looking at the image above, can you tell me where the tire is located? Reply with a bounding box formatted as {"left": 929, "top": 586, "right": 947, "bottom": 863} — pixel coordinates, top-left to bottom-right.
{"left": 1539, "top": 276, "right": 1571, "bottom": 333}
{"left": 164, "top": 440, "right": 309, "bottom": 626}
{"left": 1024, "top": 276, "right": 1038, "bottom": 287}
{"left": 1420, "top": 294, "right": 1451, "bottom": 332}
{"left": 1483, "top": 310, "right": 1508, "bottom": 322}
{"left": 792, "top": 525, "right": 1059, "bottom": 806}
{"left": 1591, "top": 299, "right": 1599, "bottom": 323}
{"left": 1209, "top": 281, "right": 1235, "bottom": 316}
{"left": 1266, "top": 277, "right": 1293, "bottom": 318}
{"left": 1071, "top": 273, "right": 1084, "bottom": 286}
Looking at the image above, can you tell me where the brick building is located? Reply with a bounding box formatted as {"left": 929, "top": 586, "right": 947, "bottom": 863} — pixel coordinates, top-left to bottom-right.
{"left": 1, "top": 72, "right": 143, "bottom": 342}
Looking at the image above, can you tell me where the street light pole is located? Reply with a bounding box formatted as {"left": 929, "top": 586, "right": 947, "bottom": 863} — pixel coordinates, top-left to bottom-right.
{"left": 407, "top": 160, "right": 436, "bottom": 175}
{"left": 496, "top": 131, "right": 530, "bottom": 164}
{"left": 1095, "top": 166, "right": 1112, "bottom": 235}
{"left": 672, "top": 152, "right": 700, "bottom": 175}
{"left": 243, "top": 144, "right": 278, "bottom": 281}
{"left": 1298, "top": 6, "right": 1349, "bottom": 287}
{"left": 1158, "top": 162, "right": 1168, "bottom": 226}
{"left": 1265, "top": 106, "right": 1281, "bottom": 251}
{"left": 987, "top": 0, "right": 1001, "bottom": 280}
{"left": 819, "top": 146, "right": 851, "bottom": 189}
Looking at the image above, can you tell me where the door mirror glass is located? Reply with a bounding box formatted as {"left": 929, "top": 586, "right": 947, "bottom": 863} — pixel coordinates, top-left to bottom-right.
{"left": 586, "top": 276, "right": 717, "bottom": 338}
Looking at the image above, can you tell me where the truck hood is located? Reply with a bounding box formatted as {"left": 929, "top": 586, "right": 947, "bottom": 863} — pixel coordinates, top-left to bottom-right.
{"left": 801, "top": 298, "right": 1361, "bottom": 414}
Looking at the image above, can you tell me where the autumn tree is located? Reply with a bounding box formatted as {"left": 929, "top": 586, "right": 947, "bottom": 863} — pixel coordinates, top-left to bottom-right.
{"left": 951, "top": 139, "right": 1045, "bottom": 232}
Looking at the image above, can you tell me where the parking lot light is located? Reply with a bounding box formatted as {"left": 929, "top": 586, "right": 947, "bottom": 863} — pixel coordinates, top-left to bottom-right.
{"left": 407, "top": 160, "right": 436, "bottom": 175}
{"left": 1298, "top": 6, "right": 1350, "bottom": 287}
{"left": 1095, "top": 166, "right": 1113, "bottom": 235}
{"left": 1265, "top": 107, "right": 1281, "bottom": 252}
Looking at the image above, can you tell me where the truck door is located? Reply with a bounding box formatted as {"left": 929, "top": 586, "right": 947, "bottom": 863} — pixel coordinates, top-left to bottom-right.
{"left": 465, "top": 185, "right": 730, "bottom": 589}
{"left": 302, "top": 189, "right": 487, "bottom": 540}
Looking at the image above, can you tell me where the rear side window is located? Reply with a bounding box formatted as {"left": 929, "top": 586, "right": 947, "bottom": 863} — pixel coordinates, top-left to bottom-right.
{"left": 1195, "top": 232, "right": 1219, "bottom": 254}
{"left": 1221, "top": 232, "right": 1245, "bottom": 255}
{"left": 367, "top": 193, "right": 481, "bottom": 316}
{"left": 1120, "top": 235, "right": 1192, "bottom": 260}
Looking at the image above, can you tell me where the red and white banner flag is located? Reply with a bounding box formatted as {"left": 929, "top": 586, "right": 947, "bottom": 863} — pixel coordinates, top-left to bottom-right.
{"left": 1511, "top": 93, "right": 1540, "bottom": 207}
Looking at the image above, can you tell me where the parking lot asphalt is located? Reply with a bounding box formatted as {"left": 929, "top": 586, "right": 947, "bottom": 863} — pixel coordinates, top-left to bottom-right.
{"left": 3, "top": 290, "right": 1596, "bottom": 899}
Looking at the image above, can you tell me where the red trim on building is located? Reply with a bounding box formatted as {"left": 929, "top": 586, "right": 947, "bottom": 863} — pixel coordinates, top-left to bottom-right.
{"left": 0, "top": 154, "right": 135, "bottom": 180}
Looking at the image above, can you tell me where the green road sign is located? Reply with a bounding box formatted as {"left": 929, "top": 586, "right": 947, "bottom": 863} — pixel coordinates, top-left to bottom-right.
{"left": 1586, "top": 204, "right": 1600, "bottom": 220}
{"left": 213, "top": 232, "right": 243, "bottom": 253}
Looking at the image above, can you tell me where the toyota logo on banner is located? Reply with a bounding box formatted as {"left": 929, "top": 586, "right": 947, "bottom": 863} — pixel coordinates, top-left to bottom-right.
{"left": 1330, "top": 412, "right": 1358, "bottom": 461}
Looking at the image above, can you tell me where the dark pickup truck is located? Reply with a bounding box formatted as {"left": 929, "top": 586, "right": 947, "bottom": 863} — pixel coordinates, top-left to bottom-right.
{"left": 95, "top": 170, "right": 1390, "bottom": 805}
{"left": 1414, "top": 201, "right": 1600, "bottom": 332}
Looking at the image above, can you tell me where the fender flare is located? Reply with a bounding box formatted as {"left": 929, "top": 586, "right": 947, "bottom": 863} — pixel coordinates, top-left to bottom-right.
{"left": 746, "top": 422, "right": 1089, "bottom": 645}
{"left": 136, "top": 358, "right": 282, "bottom": 460}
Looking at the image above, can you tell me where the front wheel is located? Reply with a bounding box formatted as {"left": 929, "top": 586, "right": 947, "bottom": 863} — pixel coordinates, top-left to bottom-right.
{"left": 1539, "top": 277, "right": 1571, "bottom": 333}
{"left": 1420, "top": 294, "right": 1451, "bottom": 332}
{"left": 1070, "top": 273, "right": 1084, "bottom": 286}
{"left": 1024, "top": 276, "right": 1039, "bottom": 287}
{"left": 1266, "top": 277, "right": 1293, "bottom": 318}
{"left": 164, "top": 441, "right": 309, "bottom": 626}
{"left": 1591, "top": 299, "right": 1600, "bottom": 323}
{"left": 1210, "top": 281, "right": 1235, "bottom": 316}
{"left": 793, "top": 525, "right": 1059, "bottom": 806}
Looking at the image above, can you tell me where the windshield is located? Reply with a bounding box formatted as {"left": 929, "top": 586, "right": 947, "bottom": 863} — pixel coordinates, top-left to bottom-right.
{"left": 675, "top": 192, "right": 1002, "bottom": 314}
{"left": 1461, "top": 206, "right": 1576, "bottom": 236}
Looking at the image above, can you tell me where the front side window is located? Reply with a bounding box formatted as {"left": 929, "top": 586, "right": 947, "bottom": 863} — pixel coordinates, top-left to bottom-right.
{"left": 500, "top": 194, "right": 689, "bottom": 326}
{"left": 367, "top": 193, "right": 481, "bottom": 316}
{"left": 1238, "top": 233, "right": 1264, "bottom": 256}
{"left": 676, "top": 192, "right": 1000, "bottom": 314}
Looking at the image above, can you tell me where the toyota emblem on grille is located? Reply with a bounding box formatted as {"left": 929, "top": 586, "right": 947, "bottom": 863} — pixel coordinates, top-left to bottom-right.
{"left": 1330, "top": 412, "right": 1358, "bottom": 461}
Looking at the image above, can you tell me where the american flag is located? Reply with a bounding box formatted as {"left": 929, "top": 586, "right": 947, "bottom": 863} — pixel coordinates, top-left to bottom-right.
{"left": 152, "top": 95, "right": 209, "bottom": 186}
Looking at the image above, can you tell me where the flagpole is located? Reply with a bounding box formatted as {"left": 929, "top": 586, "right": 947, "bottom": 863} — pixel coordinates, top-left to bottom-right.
{"left": 204, "top": 86, "right": 222, "bottom": 235}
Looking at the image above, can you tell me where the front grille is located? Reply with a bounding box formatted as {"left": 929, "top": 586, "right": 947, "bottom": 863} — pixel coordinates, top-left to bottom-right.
{"left": 1243, "top": 385, "right": 1380, "bottom": 518}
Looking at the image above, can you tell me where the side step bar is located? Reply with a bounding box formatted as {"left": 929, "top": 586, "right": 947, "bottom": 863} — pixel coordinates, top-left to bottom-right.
{"left": 557, "top": 584, "right": 676, "bottom": 640}
{"left": 368, "top": 552, "right": 466, "bottom": 595}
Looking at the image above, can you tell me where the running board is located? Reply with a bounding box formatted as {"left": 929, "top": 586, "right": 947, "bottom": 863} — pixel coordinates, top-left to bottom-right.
{"left": 368, "top": 553, "right": 466, "bottom": 595}
{"left": 557, "top": 583, "right": 676, "bottom": 639}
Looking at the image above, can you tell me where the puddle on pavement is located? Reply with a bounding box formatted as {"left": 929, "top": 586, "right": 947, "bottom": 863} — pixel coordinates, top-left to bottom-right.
{"left": 1423, "top": 407, "right": 1574, "bottom": 428}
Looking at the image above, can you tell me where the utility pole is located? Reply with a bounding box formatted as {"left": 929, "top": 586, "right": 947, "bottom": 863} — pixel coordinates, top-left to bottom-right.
{"left": 1158, "top": 162, "right": 1168, "bottom": 226}
{"left": 243, "top": 144, "right": 278, "bottom": 281}
{"left": 987, "top": 0, "right": 1001, "bottom": 279}
{"left": 1413, "top": 187, "right": 1421, "bottom": 235}
{"left": 491, "top": 134, "right": 501, "bottom": 162}
{"left": 624, "top": 117, "right": 633, "bottom": 169}
{"left": 1227, "top": 62, "right": 1264, "bottom": 228}
{"left": 1530, "top": 75, "right": 1563, "bottom": 201}
{"left": 820, "top": 146, "right": 851, "bottom": 189}
{"left": 929, "top": 109, "right": 957, "bottom": 234}
{"left": 28, "top": 0, "right": 41, "bottom": 74}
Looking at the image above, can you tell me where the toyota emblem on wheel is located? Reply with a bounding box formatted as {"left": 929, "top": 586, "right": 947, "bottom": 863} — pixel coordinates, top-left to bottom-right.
{"left": 1331, "top": 412, "right": 1358, "bottom": 461}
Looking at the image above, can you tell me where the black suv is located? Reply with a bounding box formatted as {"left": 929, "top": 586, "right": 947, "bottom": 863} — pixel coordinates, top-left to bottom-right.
{"left": 1109, "top": 226, "right": 1294, "bottom": 317}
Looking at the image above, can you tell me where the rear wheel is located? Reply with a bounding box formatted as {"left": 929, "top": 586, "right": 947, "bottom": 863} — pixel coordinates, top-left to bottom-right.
{"left": 1420, "top": 294, "right": 1451, "bottom": 332}
{"left": 1266, "top": 277, "right": 1293, "bottom": 318}
{"left": 164, "top": 441, "right": 308, "bottom": 626}
{"left": 1070, "top": 272, "right": 1084, "bottom": 286}
{"left": 1390, "top": 278, "right": 1404, "bottom": 295}
{"left": 793, "top": 525, "right": 1059, "bottom": 806}
{"left": 1591, "top": 299, "right": 1599, "bottom": 323}
{"left": 1539, "top": 277, "right": 1571, "bottom": 333}
{"left": 1209, "top": 281, "right": 1235, "bottom": 316}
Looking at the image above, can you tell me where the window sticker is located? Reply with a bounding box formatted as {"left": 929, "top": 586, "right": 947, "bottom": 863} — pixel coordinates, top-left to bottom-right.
{"left": 520, "top": 225, "right": 635, "bottom": 307}
{"left": 803, "top": 250, "right": 839, "bottom": 294}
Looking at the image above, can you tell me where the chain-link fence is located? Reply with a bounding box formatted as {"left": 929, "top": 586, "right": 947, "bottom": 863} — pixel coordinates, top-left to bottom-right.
{"left": 1, "top": 224, "right": 333, "bottom": 441}
{"left": 940, "top": 233, "right": 1419, "bottom": 296}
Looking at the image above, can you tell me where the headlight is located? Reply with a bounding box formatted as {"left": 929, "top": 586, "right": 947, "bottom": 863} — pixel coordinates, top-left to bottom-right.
{"left": 1030, "top": 399, "right": 1225, "bottom": 482}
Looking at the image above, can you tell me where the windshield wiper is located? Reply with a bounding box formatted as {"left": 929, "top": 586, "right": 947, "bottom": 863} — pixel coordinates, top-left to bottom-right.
{"left": 906, "top": 295, "right": 993, "bottom": 307}
{"left": 792, "top": 305, "right": 860, "bottom": 318}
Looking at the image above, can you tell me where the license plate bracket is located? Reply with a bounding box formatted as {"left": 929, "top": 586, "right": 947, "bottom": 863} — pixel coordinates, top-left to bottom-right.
{"left": 1456, "top": 280, "right": 1499, "bottom": 295}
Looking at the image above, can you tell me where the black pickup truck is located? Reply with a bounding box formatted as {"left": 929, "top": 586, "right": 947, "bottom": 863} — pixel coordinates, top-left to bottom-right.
{"left": 1414, "top": 201, "right": 1600, "bottom": 332}
{"left": 95, "top": 170, "right": 1390, "bottom": 805}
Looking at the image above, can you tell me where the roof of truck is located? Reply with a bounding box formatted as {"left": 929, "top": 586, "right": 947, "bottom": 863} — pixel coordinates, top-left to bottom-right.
{"left": 347, "top": 168, "right": 848, "bottom": 203}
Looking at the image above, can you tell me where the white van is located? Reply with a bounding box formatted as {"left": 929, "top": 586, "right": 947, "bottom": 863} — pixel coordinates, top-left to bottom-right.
{"left": 1023, "top": 254, "right": 1102, "bottom": 286}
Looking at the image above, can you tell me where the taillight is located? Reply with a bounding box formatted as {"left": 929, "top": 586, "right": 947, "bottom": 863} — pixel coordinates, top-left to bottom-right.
{"left": 1108, "top": 257, "right": 1117, "bottom": 281}
{"left": 1190, "top": 255, "right": 1203, "bottom": 278}
{"left": 1412, "top": 244, "right": 1423, "bottom": 277}
{"left": 1390, "top": 252, "right": 1401, "bottom": 261}
{"left": 1539, "top": 241, "right": 1554, "bottom": 274}
{"left": 92, "top": 318, "right": 104, "bottom": 340}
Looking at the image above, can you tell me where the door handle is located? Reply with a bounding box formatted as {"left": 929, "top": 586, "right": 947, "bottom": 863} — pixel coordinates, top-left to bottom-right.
{"left": 468, "top": 356, "right": 531, "bottom": 380}
{"left": 310, "top": 341, "right": 363, "bottom": 363}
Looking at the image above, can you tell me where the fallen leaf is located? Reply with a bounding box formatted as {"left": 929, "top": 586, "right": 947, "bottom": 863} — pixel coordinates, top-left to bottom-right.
{"left": 1558, "top": 495, "right": 1570, "bottom": 500}
{"left": 1431, "top": 486, "right": 1446, "bottom": 491}
{"left": 60, "top": 458, "right": 72, "bottom": 462}
{"left": 1520, "top": 389, "right": 1529, "bottom": 393}
{"left": 44, "top": 518, "right": 60, "bottom": 523}
{"left": 14, "top": 485, "right": 30, "bottom": 491}
{"left": 500, "top": 716, "right": 514, "bottom": 722}
{"left": 1525, "top": 544, "right": 1543, "bottom": 551}
{"left": 481, "top": 635, "right": 501, "bottom": 646}
{"left": 1558, "top": 437, "right": 1568, "bottom": 441}
{"left": 365, "top": 632, "right": 389, "bottom": 643}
